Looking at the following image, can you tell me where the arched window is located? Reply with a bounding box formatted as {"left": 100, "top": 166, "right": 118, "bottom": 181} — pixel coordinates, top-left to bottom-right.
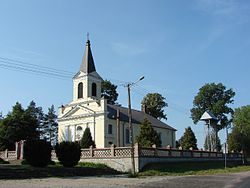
{"left": 78, "top": 82, "right": 83, "bottom": 99}
{"left": 76, "top": 126, "right": 83, "bottom": 141}
{"left": 92, "top": 83, "right": 97, "bottom": 97}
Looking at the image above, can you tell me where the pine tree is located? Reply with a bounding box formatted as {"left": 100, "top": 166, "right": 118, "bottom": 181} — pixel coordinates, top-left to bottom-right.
{"left": 41, "top": 105, "right": 58, "bottom": 146}
{"left": 0, "top": 102, "right": 40, "bottom": 150}
{"left": 179, "top": 127, "right": 198, "bottom": 150}
{"left": 27, "top": 101, "right": 44, "bottom": 136}
{"left": 136, "top": 118, "right": 161, "bottom": 147}
{"left": 80, "top": 127, "right": 95, "bottom": 148}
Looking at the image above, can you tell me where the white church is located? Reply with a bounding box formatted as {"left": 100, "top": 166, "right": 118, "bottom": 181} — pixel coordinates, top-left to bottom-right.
{"left": 58, "top": 38, "right": 176, "bottom": 148}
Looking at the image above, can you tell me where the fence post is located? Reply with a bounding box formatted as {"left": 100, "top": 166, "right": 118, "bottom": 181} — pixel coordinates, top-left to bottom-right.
{"left": 15, "top": 142, "right": 19, "bottom": 160}
{"left": 134, "top": 143, "right": 139, "bottom": 157}
{"left": 189, "top": 147, "right": 193, "bottom": 157}
{"left": 178, "top": 146, "right": 182, "bottom": 157}
{"left": 111, "top": 144, "right": 115, "bottom": 157}
{"left": 90, "top": 145, "right": 93, "bottom": 157}
{"left": 200, "top": 149, "right": 203, "bottom": 158}
{"left": 152, "top": 144, "right": 157, "bottom": 157}
{"left": 167, "top": 145, "right": 172, "bottom": 157}
{"left": 20, "top": 140, "right": 25, "bottom": 159}
{"left": 5, "top": 149, "right": 8, "bottom": 159}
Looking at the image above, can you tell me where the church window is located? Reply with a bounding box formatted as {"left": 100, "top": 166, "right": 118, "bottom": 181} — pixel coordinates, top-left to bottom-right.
{"left": 108, "top": 124, "right": 113, "bottom": 134}
{"left": 125, "top": 129, "right": 130, "bottom": 144}
{"left": 76, "top": 126, "right": 83, "bottom": 141}
{"left": 92, "top": 83, "right": 97, "bottom": 97}
{"left": 78, "top": 82, "right": 83, "bottom": 99}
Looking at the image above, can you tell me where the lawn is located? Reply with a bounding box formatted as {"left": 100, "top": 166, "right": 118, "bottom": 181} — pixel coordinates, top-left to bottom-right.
{"left": 0, "top": 162, "right": 120, "bottom": 179}
{"left": 139, "top": 161, "right": 250, "bottom": 176}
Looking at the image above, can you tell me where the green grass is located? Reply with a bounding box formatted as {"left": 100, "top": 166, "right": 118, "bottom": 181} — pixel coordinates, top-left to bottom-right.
{"left": 0, "top": 161, "right": 120, "bottom": 179}
{"left": 139, "top": 161, "right": 250, "bottom": 176}
{"left": 77, "top": 162, "right": 109, "bottom": 169}
{"left": 0, "top": 158, "right": 9, "bottom": 164}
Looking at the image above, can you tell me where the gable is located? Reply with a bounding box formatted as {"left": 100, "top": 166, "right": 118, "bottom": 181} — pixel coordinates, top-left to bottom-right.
{"left": 60, "top": 104, "right": 95, "bottom": 119}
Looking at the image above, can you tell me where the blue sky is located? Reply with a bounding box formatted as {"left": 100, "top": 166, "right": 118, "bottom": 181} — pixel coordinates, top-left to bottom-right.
{"left": 0, "top": 0, "right": 250, "bottom": 148}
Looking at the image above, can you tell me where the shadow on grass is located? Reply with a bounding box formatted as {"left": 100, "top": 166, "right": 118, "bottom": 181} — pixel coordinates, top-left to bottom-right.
{"left": 140, "top": 161, "right": 246, "bottom": 176}
{"left": 0, "top": 164, "right": 120, "bottom": 179}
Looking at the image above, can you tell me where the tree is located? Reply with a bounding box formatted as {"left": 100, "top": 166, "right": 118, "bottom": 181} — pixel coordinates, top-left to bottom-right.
{"left": 204, "top": 131, "right": 222, "bottom": 151}
{"left": 228, "top": 128, "right": 242, "bottom": 152}
{"left": 0, "top": 102, "right": 40, "bottom": 150}
{"left": 27, "top": 101, "right": 44, "bottom": 136}
{"left": 191, "top": 83, "right": 235, "bottom": 130}
{"left": 0, "top": 112, "right": 3, "bottom": 120}
{"left": 101, "top": 80, "right": 118, "bottom": 105}
{"left": 179, "top": 127, "right": 198, "bottom": 150}
{"left": 41, "top": 105, "right": 58, "bottom": 146}
{"left": 141, "top": 93, "right": 168, "bottom": 120}
{"left": 80, "top": 127, "right": 95, "bottom": 148}
{"left": 228, "top": 105, "right": 250, "bottom": 157}
{"left": 136, "top": 118, "right": 161, "bottom": 147}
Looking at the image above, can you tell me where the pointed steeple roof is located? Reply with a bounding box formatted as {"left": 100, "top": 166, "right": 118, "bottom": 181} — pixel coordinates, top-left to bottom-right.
{"left": 80, "top": 37, "right": 96, "bottom": 74}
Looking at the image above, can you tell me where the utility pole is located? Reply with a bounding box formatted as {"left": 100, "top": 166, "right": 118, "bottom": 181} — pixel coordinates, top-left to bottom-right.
{"left": 127, "top": 84, "right": 135, "bottom": 174}
{"left": 125, "top": 76, "right": 144, "bottom": 174}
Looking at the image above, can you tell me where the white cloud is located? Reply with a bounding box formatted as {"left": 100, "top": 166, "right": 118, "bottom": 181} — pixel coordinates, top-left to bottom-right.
{"left": 111, "top": 42, "right": 147, "bottom": 56}
{"left": 193, "top": 0, "right": 250, "bottom": 24}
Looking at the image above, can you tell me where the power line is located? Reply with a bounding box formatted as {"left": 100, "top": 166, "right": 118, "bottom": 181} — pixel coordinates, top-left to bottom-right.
{"left": 0, "top": 57, "right": 75, "bottom": 80}
{"left": 132, "top": 85, "right": 191, "bottom": 117}
{"left": 0, "top": 63, "right": 71, "bottom": 80}
{"left": 0, "top": 57, "right": 74, "bottom": 75}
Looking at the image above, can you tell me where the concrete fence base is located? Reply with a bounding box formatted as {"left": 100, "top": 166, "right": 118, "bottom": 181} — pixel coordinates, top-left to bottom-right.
{"left": 1, "top": 142, "right": 243, "bottom": 172}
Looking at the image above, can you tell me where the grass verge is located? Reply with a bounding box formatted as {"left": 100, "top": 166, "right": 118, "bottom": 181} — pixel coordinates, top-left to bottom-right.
{"left": 139, "top": 161, "right": 250, "bottom": 176}
{"left": 0, "top": 163, "right": 120, "bottom": 179}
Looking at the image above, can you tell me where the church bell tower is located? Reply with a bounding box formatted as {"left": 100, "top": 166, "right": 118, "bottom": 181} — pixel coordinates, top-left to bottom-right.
{"left": 73, "top": 36, "right": 103, "bottom": 102}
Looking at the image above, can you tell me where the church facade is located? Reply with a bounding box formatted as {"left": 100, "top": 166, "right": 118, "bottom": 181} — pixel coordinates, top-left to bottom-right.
{"left": 58, "top": 39, "right": 176, "bottom": 148}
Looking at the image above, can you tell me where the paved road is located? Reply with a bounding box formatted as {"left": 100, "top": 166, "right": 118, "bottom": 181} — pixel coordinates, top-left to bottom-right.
{"left": 0, "top": 171, "right": 249, "bottom": 188}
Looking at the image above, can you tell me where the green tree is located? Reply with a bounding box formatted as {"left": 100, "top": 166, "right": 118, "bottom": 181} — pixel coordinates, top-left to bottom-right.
{"left": 141, "top": 93, "right": 168, "bottom": 120}
{"left": 228, "top": 105, "right": 250, "bottom": 157}
{"left": 204, "top": 131, "right": 222, "bottom": 151}
{"left": 190, "top": 83, "right": 235, "bottom": 130}
{"left": 136, "top": 118, "right": 161, "bottom": 147}
{"left": 101, "top": 80, "right": 118, "bottom": 105}
{"left": 0, "top": 112, "right": 3, "bottom": 120}
{"left": 80, "top": 127, "right": 95, "bottom": 148}
{"left": 228, "top": 128, "right": 242, "bottom": 152}
{"left": 41, "top": 105, "right": 58, "bottom": 146}
{"left": 0, "top": 102, "right": 39, "bottom": 150}
{"left": 27, "top": 101, "right": 44, "bottom": 135}
{"left": 179, "top": 127, "right": 198, "bottom": 150}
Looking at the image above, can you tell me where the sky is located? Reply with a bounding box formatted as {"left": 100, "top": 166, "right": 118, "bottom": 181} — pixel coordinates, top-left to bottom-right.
{"left": 0, "top": 0, "right": 250, "bottom": 148}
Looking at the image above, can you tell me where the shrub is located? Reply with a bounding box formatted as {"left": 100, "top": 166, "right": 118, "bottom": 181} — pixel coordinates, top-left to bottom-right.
{"left": 80, "top": 127, "right": 96, "bottom": 148}
{"left": 55, "top": 141, "right": 81, "bottom": 167}
{"left": 24, "top": 139, "right": 52, "bottom": 167}
{"left": 0, "top": 158, "right": 9, "bottom": 164}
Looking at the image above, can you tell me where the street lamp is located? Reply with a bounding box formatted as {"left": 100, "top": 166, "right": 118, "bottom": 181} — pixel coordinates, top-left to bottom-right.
{"left": 126, "top": 76, "right": 145, "bottom": 174}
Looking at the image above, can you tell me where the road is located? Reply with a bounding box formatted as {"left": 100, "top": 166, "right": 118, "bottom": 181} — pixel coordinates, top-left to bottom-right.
{"left": 0, "top": 171, "right": 249, "bottom": 188}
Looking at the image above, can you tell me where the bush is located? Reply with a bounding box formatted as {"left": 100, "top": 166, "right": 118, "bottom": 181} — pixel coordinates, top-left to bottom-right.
{"left": 55, "top": 141, "right": 81, "bottom": 167}
{"left": 24, "top": 139, "right": 52, "bottom": 167}
{"left": 0, "top": 158, "right": 9, "bottom": 164}
{"left": 80, "top": 127, "right": 96, "bottom": 148}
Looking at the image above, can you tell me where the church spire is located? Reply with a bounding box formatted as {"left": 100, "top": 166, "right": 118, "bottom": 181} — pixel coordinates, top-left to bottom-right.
{"left": 80, "top": 34, "right": 96, "bottom": 73}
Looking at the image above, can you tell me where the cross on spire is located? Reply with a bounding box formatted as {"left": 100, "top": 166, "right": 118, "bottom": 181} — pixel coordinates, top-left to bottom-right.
{"left": 87, "top": 32, "right": 90, "bottom": 41}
